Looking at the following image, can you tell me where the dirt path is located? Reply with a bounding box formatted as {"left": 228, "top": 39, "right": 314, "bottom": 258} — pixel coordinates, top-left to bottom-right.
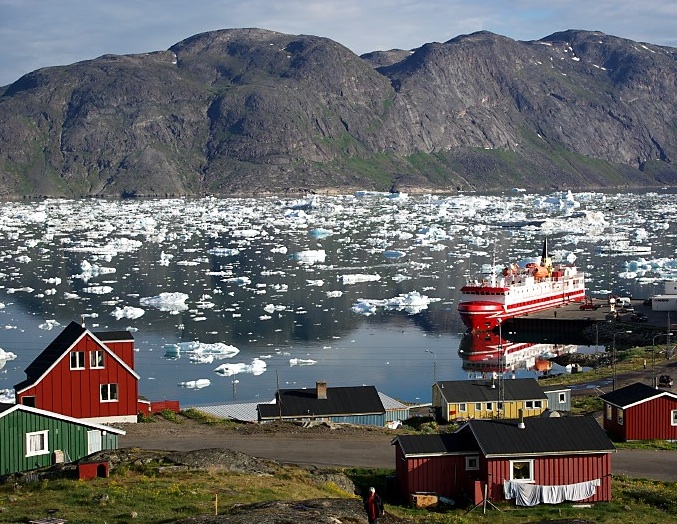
{"left": 116, "top": 413, "right": 677, "bottom": 481}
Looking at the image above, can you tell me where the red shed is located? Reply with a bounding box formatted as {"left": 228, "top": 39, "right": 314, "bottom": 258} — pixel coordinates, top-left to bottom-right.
{"left": 392, "top": 416, "right": 614, "bottom": 507}
{"left": 14, "top": 321, "right": 140, "bottom": 424}
{"left": 600, "top": 382, "right": 677, "bottom": 441}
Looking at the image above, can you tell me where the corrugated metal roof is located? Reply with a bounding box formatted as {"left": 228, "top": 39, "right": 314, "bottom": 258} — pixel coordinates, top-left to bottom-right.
{"left": 378, "top": 391, "right": 409, "bottom": 411}
{"left": 466, "top": 416, "right": 615, "bottom": 457}
{"left": 600, "top": 382, "right": 677, "bottom": 408}
{"left": 436, "top": 378, "right": 547, "bottom": 402}
{"left": 191, "top": 401, "right": 272, "bottom": 423}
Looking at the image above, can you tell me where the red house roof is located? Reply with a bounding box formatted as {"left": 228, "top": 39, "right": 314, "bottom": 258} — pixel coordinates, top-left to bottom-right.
{"left": 14, "top": 321, "right": 138, "bottom": 394}
{"left": 600, "top": 382, "right": 677, "bottom": 409}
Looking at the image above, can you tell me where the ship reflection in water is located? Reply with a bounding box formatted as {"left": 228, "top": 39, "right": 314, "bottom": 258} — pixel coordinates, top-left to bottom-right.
{"left": 458, "top": 331, "right": 600, "bottom": 379}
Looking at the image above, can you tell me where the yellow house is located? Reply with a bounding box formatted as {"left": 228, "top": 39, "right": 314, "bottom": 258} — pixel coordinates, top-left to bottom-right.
{"left": 432, "top": 378, "right": 549, "bottom": 422}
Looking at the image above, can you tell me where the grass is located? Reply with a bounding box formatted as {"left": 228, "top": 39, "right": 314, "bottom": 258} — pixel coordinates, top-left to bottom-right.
{"left": 2, "top": 465, "right": 676, "bottom": 524}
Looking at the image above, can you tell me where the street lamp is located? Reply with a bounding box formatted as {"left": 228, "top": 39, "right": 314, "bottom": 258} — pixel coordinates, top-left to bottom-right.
{"left": 652, "top": 332, "right": 674, "bottom": 388}
{"left": 425, "top": 349, "right": 437, "bottom": 384}
{"left": 612, "top": 330, "right": 632, "bottom": 391}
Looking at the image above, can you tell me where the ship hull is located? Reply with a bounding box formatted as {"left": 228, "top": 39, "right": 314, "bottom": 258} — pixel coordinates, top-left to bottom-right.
{"left": 458, "top": 286, "right": 586, "bottom": 332}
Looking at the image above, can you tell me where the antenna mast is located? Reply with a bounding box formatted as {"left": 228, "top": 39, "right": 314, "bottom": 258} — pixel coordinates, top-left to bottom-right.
{"left": 498, "top": 319, "right": 505, "bottom": 418}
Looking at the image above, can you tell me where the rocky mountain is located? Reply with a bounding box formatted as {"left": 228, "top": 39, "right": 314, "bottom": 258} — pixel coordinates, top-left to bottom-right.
{"left": 1, "top": 28, "right": 676, "bottom": 198}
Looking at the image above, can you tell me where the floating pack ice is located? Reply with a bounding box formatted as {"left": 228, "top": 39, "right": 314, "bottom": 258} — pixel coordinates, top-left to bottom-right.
{"left": 74, "top": 260, "right": 116, "bottom": 282}
{"left": 111, "top": 306, "right": 145, "bottom": 320}
{"left": 0, "top": 389, "right": 14, "bottom": 402}
{"left": 214, "top": 358, "right": 267, "bottom": 376}
{"left": 208, "top": 247, "right": 241, "bottom": 256}
{"left": 290, "top": 358, "right": 317, "bottom": 366}
{"left": 82, "top": 285, "right": 114, "bottom": 294}
{"left": 178, "top": 379, "right": 211, "bottom": 389}
{"left": 290, "top": 250, "right": 326, "bottom": 264}
{"left": 0, "top": 347, "right": 18, "bottom": 363}
{"left": 340, "top": 274, "right": 381, "bottom": 284}
{"left": 38, "top": 320, "right": 60, "bottom": 330}
{"left": 352, "top": 291, "right": 439, "bottom": 316}
{"left": 310, "top": 228, "right": 333, "bottom": 239}
{"left": 181, "top": 341, "right": 240, "bottom": 361}
{"left": 140, "top": 292, "right": 189, "bottom": 312}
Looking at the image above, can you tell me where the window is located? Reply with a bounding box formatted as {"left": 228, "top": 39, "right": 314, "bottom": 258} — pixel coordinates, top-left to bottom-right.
{"left": 465, "top": 456, "right": 479, "bottom": 470}
{"left": 90, "top": 350, "right": 104, "bottom": 369}
{"left": 510, "top": 459, "right": 534, "bottom": 482}
{"left": 486, "top": 402, "right": 493, "bottom": 410}
{"left": 100, "top": 383, "right": 118, "bottom": 402}
{"left": 21, "top": 396, "right": 36, "bottom": 407}
{"left": 525, "top": 400, "right": 533, "bottom": 409}
{"left": 672, "top": 410, "right": 677, "bottom": 426}
{"left": 617, "top": 408, "right": 624, "bottom": 426}
{"left": 26, "top": 430, "right": 49, "bottom": 457}
{"left": 534, "top": 400, "right": 542, "bottom": 409}
{"left": 605, "top": 404, "right": 612, "bottom": 420}
{"left": 558, "top": 392, "right": 566, "bottom": 403}
{"left": 475, "top": 402, "right": 482, "bottom": 411}
{"left": 70, "top": 351, "right": 85, "bottom": 369}
{"left": 458, "top": 403, "right": 467, "bottom": 412}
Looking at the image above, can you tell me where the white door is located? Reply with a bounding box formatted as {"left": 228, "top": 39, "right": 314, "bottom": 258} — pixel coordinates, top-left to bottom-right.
{"left": 87, "top": 430, "right": 102, "bottom": 454}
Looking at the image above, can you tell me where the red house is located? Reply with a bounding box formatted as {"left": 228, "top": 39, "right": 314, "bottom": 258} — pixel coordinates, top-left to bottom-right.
{"left": 392, "top": 416, "right": 614, "bottom": 507}
{"left": 600, "top": 382, "right": 677, "bottom": 441}
{"left": 14, "top": 321, "right": 142, "bottom": 424}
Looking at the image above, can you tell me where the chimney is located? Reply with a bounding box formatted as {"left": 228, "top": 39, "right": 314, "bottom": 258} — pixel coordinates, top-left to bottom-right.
{"left": 316, "top": 381, "right": 327, "bottom": 400}
{"left": 517, "top": 408, "right": 525, "bottom": 429}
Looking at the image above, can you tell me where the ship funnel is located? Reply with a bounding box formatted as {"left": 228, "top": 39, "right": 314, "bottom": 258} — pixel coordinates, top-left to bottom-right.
{"left": 517, "top": 409, "right": 525, "bottom": 429}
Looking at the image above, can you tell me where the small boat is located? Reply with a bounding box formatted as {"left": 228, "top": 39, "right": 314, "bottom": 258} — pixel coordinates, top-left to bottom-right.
{"left": 457, "top": 239, "right": 586, "bottom": 332}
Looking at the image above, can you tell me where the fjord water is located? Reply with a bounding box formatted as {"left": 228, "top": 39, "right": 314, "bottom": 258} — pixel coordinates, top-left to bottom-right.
{"left": 0, "top": 190, "right": 675, "bottom": 407}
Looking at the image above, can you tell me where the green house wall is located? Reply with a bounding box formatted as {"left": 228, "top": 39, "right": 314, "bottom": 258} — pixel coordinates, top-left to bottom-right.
{"left": 0, "top": 409, "right": 119, "bottom": 475}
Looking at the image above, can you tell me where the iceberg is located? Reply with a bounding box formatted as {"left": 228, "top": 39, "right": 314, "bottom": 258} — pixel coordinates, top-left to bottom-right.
{"left": 111, "top": 306, "right": 145, "bottom": 320}
{"left": 214, "top": 358, "right": 267, "bottom": 376}
{"left": 178, "top": 379, "right": 211, "bottom": 389}
{"left": 290, "top": 250, "right": 326, "bottom": 264}
{"left": 340, "top": 274, "right": 381, "bottom": 284}
{"left": 140, "top": 292, "right": 189, "bottom": 312}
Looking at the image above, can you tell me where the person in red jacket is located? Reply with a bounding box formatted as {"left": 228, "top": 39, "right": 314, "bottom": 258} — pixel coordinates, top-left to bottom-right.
{"left": 363, "top": 486, "right": 384, "bottom": 523}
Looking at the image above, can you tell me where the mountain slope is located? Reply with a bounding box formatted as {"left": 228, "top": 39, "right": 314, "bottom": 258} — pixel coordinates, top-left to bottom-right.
{"left": 0, "top": 28, "right": 676, "bottom": 197}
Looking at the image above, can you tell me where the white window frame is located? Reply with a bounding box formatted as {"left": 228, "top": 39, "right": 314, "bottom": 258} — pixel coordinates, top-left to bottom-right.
{"left": 617, "top": 408, "right": 624, "bottom": 426}
{"left": 525, "top": 400, "right": 534, "bottom": 409}
{"left": 475, "top": 402, "right": 482, "bottom": 411}
{"left": 90, "top": 350, "right": 105, "bottom": 369}
{"left": 534, "top": 400, "right": 542, "bottom": 409}
{"left": 672, "top": 410, "right": 677, "bottom": 426}
{"left": 558, "top": 392, "right": 566, "bottom": 403}
{"left": 486, "top": 402, "right": 493, "bottom": 410}
{"left": 509, "top": 459, "right": 534, "bottom": 482}
{"left": 26, "top": 430, "right": 49, "bottom": 457}
{"left": 605, "top": 404, "right": 612, "bottom": 420}
{"left": 100, "top": 383, "right": 118, "bottom": 402}
{"left": 458, "top": 403, "right": 467, "bottom": 412}
{"left": 70, "top": 351, "right": 85, "bottom": 370}
{"left": 465, "top": 455, "right": 479, "bottom": 470}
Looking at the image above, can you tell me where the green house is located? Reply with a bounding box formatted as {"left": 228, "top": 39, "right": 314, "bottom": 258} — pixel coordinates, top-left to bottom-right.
{"left": 0, "top": 402, "right": 125, "bottom": 476}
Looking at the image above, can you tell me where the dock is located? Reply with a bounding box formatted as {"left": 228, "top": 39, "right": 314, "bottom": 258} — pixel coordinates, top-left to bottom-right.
{"left": 503, "top": 298, "right": 669, "bottom": 337}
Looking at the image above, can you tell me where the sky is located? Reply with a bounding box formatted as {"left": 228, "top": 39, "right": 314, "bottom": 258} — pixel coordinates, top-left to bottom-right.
{"left": 2, "top": 0, "right": 677, "bottom": 87}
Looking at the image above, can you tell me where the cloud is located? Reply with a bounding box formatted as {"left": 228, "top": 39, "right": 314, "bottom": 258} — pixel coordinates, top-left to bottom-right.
{"left": 1, "top": 0, "right": 677, "bottom": 86}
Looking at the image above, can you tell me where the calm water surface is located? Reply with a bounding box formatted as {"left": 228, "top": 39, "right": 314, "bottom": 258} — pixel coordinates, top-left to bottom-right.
{"left": 0, "top": 190, "right": 674, "bottom": 406}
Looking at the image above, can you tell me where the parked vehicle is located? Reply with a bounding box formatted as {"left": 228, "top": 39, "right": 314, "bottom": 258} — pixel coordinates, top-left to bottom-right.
{"left": 658, "top": 375, "right": 673, "bottom": 388}
{"left": 630, "top": 313, "right": 648, "bottom": 323}
{"left": 579, "top": 296, "right": 601, "bottom": 310}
